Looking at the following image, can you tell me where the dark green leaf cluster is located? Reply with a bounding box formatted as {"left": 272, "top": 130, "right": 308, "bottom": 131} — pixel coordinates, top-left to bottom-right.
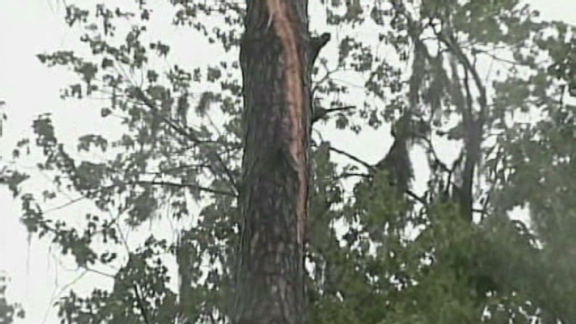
{"left": 0, "top": 272, "right": 24, "bottom": 324}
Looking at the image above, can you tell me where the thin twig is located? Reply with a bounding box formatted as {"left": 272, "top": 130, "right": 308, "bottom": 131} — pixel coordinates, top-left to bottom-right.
{"left": 128, "top": 180, "right": 237, "bottom": 197}
{"left": 133, "top": 284, "right": 151, "bottom": 324}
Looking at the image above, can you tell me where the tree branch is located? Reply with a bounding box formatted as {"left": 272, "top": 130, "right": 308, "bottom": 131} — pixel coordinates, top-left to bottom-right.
{"left": 133, "top": 284, "right": 151, "bottom": 324}
{"left": 126, "top": 180, "right": 237, "bottom": 197}
{"left": 328, "top": 145, "right": 375, "bottom": 172}
{"left": 312, "top": 106, "right": 355, "bottom": 124}
{"left": 131, "top": 86, "right": 239, "bottom": 194}
{"left": 309, "top": 33, "right": 331, "bottom": 64}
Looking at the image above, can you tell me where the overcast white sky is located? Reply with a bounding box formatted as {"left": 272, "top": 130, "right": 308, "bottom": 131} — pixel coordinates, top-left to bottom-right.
{"left": 0, "top": 1, "right": 575, "bottom": 324}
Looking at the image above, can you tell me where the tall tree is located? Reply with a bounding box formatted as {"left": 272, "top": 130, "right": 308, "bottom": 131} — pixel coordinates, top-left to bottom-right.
{"left": 234, "top": 1, "right": 328, "bottom": 324}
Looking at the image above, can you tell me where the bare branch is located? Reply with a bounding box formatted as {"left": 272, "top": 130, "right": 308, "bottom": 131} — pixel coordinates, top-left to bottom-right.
{"left": 328, "top": 145, "right": 375, "bottom": 171}
{"left": 127, "top": 180, "right": 237, "bottom": 197}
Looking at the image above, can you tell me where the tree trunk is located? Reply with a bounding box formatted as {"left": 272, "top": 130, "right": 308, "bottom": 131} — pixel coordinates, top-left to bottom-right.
{"left": 233, "top": 1, "right": 328, "bottom": 324}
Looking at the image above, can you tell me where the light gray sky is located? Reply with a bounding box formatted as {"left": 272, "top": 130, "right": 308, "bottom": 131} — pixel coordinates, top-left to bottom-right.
{"left": 0, "top": 1, "right": 575, "bottom": 324}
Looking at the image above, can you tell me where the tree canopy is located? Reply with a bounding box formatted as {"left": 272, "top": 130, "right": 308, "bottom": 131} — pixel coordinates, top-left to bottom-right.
{"left": 3, "top": 0, "right": 576, "bottom": 323}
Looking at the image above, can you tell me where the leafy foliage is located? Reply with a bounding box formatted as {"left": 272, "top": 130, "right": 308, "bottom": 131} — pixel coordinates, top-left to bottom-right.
{"left": 5, "top": 0, "right": 576, "bottom": 324}
{"left": 0, "top": 272, "right": 24, "bottom": 324}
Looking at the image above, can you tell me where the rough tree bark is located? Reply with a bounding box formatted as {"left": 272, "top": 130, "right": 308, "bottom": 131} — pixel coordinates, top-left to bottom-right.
{"left": 233, "top": 1, "right": 329, "bottom": 324}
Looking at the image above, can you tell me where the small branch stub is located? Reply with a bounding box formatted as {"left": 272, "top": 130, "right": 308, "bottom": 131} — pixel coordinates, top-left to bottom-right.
{"left": 309, "top": 33, "right": 331, "bottom": 63}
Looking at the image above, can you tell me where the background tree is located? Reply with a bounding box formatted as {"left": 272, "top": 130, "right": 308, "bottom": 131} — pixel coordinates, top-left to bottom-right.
{"left": 4, "top": 0, "right": 576, "bottom": 324}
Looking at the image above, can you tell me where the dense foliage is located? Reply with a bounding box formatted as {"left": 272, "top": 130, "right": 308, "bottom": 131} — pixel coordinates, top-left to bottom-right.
{"left": 4, "top": 0, "right": 576, "bottom": 323}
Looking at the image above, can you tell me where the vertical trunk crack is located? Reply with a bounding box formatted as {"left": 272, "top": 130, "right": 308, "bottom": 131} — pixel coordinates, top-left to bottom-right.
{"left": 265, "top": 0, "right": 308, "bottom": 245}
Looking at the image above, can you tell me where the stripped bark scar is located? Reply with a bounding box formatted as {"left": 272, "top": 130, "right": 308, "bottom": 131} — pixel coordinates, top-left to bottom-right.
{"left": 265, "top": 0, "right": 308, "bottom": 245}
